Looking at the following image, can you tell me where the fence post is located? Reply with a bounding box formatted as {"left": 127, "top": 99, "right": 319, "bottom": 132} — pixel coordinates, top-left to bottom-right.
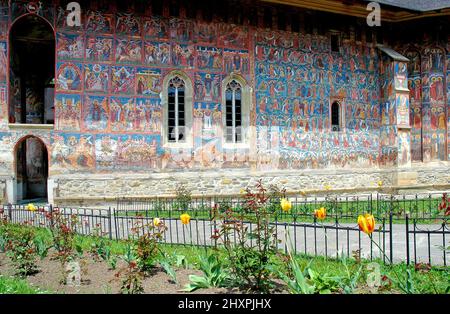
{"left": 7, "top": 203, "right": 12, "bottom": 222}
{"left": 389, "top": 210, "right": 393, "bottom": 265}
{"left": 405, "top": 213, "right": 410, "bottom": 266}
{"left": 49, "top": 204, "right": 53, "bottom": 227}
{"left": 108, "top": 207, "right": 112, "bottom": 240}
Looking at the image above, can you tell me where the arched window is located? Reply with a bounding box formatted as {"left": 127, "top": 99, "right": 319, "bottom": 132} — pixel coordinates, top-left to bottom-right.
{"left": 222, "top": 74, "right": 250, "bottom": 147}
{"left": 168, "top": 76, "right": 186, "bottom": 143}
{"left": 225, "top": 80, "right": 242, "bottom": 143}
{"left": 162, "top": 71, "right": 193, "bottom": 147}
{"left": 331, "top": 101, "right": 340, "bottom": 131}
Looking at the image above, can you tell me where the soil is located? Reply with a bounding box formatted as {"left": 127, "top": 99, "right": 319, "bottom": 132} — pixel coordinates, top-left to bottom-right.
{"left": 0, "top": 251, "right": 235, "bottom": 294}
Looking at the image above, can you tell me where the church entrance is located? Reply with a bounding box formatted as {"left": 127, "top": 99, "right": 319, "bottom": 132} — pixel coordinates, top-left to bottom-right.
{"left": 15, "top": 136, "right": 48, "bottom": 202}
{"left": 9, "top": 14, "right": 55, "bottom": 124}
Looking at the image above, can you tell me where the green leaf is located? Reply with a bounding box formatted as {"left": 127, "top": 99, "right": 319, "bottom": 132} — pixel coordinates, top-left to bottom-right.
{"left": 160, "top": 260, "right": 177, "bottom": 284}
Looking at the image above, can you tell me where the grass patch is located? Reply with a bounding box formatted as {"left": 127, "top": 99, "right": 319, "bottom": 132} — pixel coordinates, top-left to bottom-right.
{"left": 0, "top": 275, "right": 52, "bottom": 294}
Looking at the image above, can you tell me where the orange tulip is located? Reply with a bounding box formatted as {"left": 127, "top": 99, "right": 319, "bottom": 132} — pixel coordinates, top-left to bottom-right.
{"left": 314, "top": 207, "right": 326, "bottom": 220}
{"left": 180, "top": 213, "right": 191, "bottom": 225}
{"left": 358, "top": 214, "right": 375, "bottom": 235}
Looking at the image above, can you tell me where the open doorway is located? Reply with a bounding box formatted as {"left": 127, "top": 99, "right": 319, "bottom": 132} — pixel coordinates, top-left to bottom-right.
{"left": 9, "top": 14, "right": 55, "bottom": 124}
{"left": 15, "top": 136, "right": 48, "bottom": 203}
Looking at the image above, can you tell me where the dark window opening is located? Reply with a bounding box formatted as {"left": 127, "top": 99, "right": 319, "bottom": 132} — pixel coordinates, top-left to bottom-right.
{"left": 263, "top": 7, "right": 272, "bottom": 28}
{"left": 169, "top": 1, "right": 180, "bottom": 17}
{"left": 355, "top": 27, "right": 362, "bottom": 41}
{"left": 185, "top": 1, "right": 197, "bottom": 19}
{"left": 376, "top": 30, "right": 383, "bottom": 44}
{"left": 248, "top": 7, "right": 258, "bottom": 26}
{"left": 202, "top": 0, "right": 213, "bottom": 22}
{"left": 291, "top": 14, "right": 300, "bottom": 32}
{"left": 168, "top": 77, "right": 186, "bottom": 143}
{"left": 304, "top": 13, "right": 313, "bottom": 34}
{"left": 9, "top": 15, "right": 55, "bottom": 124}
{"left": 152, "top": 0, "right": 163, "bottom": 16}
{"left": 331, "top": 102, "right": 340, "bottom": 131}
{"left": 365, "top": 29, "right": 372, "bottom": 43}
{"left": 331, "top": 33, "right": 340, "bottom": 52}
{"left": 225, "top": 80, "right": 243, "bottom": 143}
{"left": 277, "top": 12, "right": 286, "bottom": 30}
{"left": 15, "top": 136, "right": 48, "bottom": 202}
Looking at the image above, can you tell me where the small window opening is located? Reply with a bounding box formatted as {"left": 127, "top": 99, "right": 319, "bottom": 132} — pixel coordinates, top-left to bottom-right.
{"left": 331, "top": 101, "right": 340, "bottom": 131}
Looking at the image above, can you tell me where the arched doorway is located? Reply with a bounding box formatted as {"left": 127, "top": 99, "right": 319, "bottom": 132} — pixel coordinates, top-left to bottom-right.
{"left": 15, "top": 136, "right": 48, "bottom": 202}
{"left": 9, "top": 14, "right": 55, "bottom": 124}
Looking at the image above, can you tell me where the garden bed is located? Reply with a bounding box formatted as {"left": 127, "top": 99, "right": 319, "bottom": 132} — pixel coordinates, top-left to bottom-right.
{"left": 0, "top": 251, "right": 232, "bottom": 294}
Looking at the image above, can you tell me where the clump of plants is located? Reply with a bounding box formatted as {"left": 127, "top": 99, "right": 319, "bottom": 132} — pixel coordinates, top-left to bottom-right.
{"left": 89, "top": 225, "right": 117, "bottom": 270}
{"left": 212, "top": 180, "right": 280, "bottom": 292}
{"left": 5, "top": 225, "right": 39, "bottom": 277}
{"left": 174, "top": 183, "right": 192, "bottom": 211}
{"left": 183, "top": 252, "right": 231, "bottom": 292}
{"left": 47, "top": 209, "right": 82, "bottom": 284}
{"left": 130, "top": 217, "right": 168, "bottom": 273}
{"left": 114, "top": 244, "right": 144, "bottom": 294}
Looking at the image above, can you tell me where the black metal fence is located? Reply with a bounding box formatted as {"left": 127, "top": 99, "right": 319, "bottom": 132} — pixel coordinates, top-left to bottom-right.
{"left": 1, "top": 192, "right": 449, "bottom": 267}
{"left": 116, "top": 192, "right": 449, "bottom": 221}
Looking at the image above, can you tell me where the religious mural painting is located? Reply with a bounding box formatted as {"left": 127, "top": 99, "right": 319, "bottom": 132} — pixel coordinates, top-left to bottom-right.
{"left": 144, "top": 41, "right": 170, "bottom": 66}
{"left": 115, "top": 38, "right": 143, "bottom": 64}
{"left": 83, "top": 95, "right": 109, "bottom": 131}
{"left": 95, "top": 134, "right": 161, "bottom": 170}
{"left": 193, "top": 102, "right": 222, "bottom": 169}
{"left": 109, "top": 97, "right": 135, "bottom": 132}
{"left": 116, "top": 12, "right": 141, "bottom": 36}
{"left": 55, "top": 94, "right": 81, "bottom": 131}
{"left": 84, "top": 64, "right": 109, "bottom": 93}
{"left": 57, "top": 33, "right": 84, "bottom": 60}
{"left": 111, "top": 66, "right": 135, "bottom": 94}
{"left": 51, "top": 133, "right": 95, "bottom": 173}
{"left": 135, "top": 68, "right": 161, "bottom": 96}
{"left": 85, "top": 36, "right": 113, "bottom": 62}
{"left": 56, "top": 62, "right": 83, "bottom": 92}
{"left": 0, "top": 0, "right": 448, "bottom": 184}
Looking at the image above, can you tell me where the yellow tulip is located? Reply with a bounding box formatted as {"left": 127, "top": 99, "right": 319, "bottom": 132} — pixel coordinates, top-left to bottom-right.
{"left": 26, "top": 203, "right": 37, "bottom": 212}
{"left": 324, "top": 184, "right": 331, "bottom": 191}
{"left": 153, "top": 217, "right": 161, "bottom": 227}
{"left": 377, "top": 180, "right": 383, "bottom": 187}
{"left": 180, "top": 213, "right": 191, "bottom": 225}
{"left": 280, "top": 198, "right": 292, "bottom": 213}
{"left": 358, "top": 214, "right": 375, "bottom": 235}
{"left": 314, "top": 207, "right": 326, "bottom": 220}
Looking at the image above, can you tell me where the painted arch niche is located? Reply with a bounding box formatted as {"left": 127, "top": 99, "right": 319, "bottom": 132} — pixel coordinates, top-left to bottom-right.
{"left": 15, "top": 136, "right": 48, "bottom": 202}
{"left": 9, "top": 14, "right": 55, "bottom": 124}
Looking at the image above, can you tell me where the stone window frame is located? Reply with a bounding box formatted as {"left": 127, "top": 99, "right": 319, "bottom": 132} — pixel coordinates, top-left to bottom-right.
{"left": 221, "top": 73, "right": 251, "bottom": 149}
{"left": 161, "top": 70, "right": 194, "bottom": 148}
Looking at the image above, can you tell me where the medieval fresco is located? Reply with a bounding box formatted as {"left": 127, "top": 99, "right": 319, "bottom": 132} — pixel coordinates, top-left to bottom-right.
{"left": 56, "top": 62, "right": 83, "bottom": 92}
{"left": 57, "top": 33, "right": 84, "bottom": 60}
{"left": 255, "top": 30, "right": 380, "bottom": 169}
{"left": 55, "top": 94, "right": 81, "bottom": 131}
{"left": 84, "top": 64, "right": 109, "bottom": 93}
{"left": 51, "top": 133, "right": 95, "bottom": 173}
{"left": 0, "top": 0, "right": 448, "bottom": 178}
{"left": 95, "top": 134, "right": 161, "bottom": 170}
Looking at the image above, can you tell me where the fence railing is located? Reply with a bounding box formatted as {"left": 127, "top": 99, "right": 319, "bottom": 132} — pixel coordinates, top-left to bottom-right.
{"left": 1, "top": 192, "right": 449, "bottom": 267}
{"left": 116, "top": 192, "right": 449, "bottom": 221}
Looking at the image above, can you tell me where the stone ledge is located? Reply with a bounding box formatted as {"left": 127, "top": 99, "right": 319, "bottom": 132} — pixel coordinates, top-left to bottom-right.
{"left": 53, "top": 183, "right": 450, "bottom": 203}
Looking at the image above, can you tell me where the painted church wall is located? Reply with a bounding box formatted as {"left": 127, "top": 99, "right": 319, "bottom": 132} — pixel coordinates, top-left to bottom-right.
{"left": 0, "top": 1, "right": 448, "bottom": 180}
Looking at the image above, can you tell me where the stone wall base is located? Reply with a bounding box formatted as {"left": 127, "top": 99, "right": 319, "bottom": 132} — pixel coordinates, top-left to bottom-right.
{"left": 1, "top": 165, "right": 449, "bottom": 207}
